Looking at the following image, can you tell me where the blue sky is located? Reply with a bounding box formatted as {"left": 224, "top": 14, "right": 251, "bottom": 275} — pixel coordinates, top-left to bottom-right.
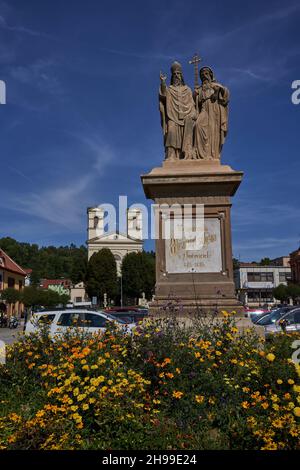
{"left": 0, "top": 0, "right": 299, "bottom": 261}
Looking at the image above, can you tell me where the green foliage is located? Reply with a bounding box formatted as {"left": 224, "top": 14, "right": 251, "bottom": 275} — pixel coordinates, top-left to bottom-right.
{"left": 259, "top": 257, "right": 271, "bottom": 266}
{"left": 232, "top": 258, "right": 240, "bottom": 270}
{"left": 21, "top": 286, "right": 70, "bottom": 308}
{"left": 85, "top": 249, "right": 118, "bottom": 303}
{"left": 0, "top": 288, "right": 20, "bottom": 305}
{"left": 0, "top": 237, "right": 87, "bottom": 285}
{"left": 0, "top": 315, "right": 300, "bottom": 450}
{"left": 287, "top": 284, "right": 300, "bottom": 302}
{"left": 273, "top": 283, "right": 300, "bottom": 302}
{"left": 121, "top": 251, "right": 155, "bottom": 300}
{"left": 273, "top": 284, "right": 289, "bottom": 302}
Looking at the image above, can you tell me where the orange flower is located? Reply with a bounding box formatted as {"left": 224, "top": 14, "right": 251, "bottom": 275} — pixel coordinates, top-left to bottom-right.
{"left": 172, "top": 391, "right": 184, "bottom": 399}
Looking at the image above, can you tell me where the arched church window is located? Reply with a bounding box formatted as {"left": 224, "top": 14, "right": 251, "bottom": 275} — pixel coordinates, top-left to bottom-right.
{"left": 93, "top": 216, "right": 99, "bottom": 228}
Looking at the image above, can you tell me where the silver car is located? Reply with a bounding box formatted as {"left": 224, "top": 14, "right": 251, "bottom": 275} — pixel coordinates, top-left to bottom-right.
{"left": 264, "top": 307, "right": 300, "bottom": 337}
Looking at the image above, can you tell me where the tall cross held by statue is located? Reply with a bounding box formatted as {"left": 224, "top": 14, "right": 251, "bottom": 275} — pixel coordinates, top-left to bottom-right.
{"left": 189, "top": 53, "right": 202, "bottom": 89}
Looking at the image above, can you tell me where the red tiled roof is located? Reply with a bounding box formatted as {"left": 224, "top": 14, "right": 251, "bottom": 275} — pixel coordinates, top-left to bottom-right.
{"left": 0, "top": 249, "right": 27, "bottom": 276}
{"left": 40, "top": 279, "right": 71, "bottom": 289}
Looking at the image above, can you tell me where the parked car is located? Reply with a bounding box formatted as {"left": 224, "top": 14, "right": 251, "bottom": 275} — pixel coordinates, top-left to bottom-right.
{"left": 255, "top": 306, "right": 297, "bottom": 326}
{"left": 244, "top": 308, "right": 269, "bottom": 321}
{"left": 264, "top": 307, "right": 300, "bottom": 337}
{"left": 104, "top": 307, "right": 148, "bottom": 324}
{"left": 25, "top": 309, "right": 135, "bottom": 338}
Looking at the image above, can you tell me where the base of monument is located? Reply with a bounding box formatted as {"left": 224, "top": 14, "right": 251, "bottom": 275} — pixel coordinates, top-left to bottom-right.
{"left": 148, "top": 297, "right": 244, "bottom": 317}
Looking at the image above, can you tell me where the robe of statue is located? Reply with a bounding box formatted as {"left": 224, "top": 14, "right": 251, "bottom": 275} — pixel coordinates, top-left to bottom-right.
{"left": 159, "top": 84, "right": 196, "bottom": 159}
{"left": 194, "top": 82, "right": 229, "bottom": 160}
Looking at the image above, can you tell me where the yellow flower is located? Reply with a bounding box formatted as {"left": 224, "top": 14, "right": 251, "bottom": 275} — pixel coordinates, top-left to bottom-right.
{"left": 73, "top": 387, "right": 79, "bottom": 397}
{"left": 288, "top": 379, "right": 295, "bottom": 385}
{"left": 82, "top": 403, "right": 89, "bottom": 411}
{"left": 277, "top": 379, "right": 283, "bottom": 384}
{"left": 241, "top": 401, "right": 250, "bottom": 409}
{"left": 293, "top": 407, "right": 300, "bottom": 417}
{"left": 195, "top": 395, "right": 204, "bottom": 404}
{"left": 266, "top": 353, "right": 275, "bottom": 362}
{"left": 172, "top": 391, "right": 184, "bottom": 399}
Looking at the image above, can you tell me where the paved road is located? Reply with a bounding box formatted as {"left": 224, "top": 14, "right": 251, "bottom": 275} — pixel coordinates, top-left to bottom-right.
{"left": 0, "top": 322, "right": 25, "bottom": 345}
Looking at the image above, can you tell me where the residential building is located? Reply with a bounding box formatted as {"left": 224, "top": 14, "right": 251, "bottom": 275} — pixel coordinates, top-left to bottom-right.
{"left": 290, "top": 248, "right": 300, "bottom": 285}
{"left": 70, "top": 281, "right": 89, "bottom": 304}
{"left": 40, "top": 279, "right": 71, "bottom": 295}
{"left": 87, "top": 207, "right": 143, "bottom": 274}
{"left": 270, "top": 256, "right": 291, "bottom": 267}
{"left": 234, "top": 262, "right": 292, "bottom": 307}
{"left": 0, "top": 248, "right": 26, "bottom": 316}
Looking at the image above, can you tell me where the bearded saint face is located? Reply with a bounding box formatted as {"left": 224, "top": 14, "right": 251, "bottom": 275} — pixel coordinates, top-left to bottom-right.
{"left": 172, "top": 70, "right": 183, "bottom": 86}
{"left": 200, "top": 68, "right": 213, "bottom": 83}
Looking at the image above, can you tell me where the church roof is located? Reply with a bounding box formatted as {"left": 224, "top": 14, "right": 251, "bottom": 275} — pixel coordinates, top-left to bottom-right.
{"left": 87, "top": 231, "right": 143, "bottom": 244}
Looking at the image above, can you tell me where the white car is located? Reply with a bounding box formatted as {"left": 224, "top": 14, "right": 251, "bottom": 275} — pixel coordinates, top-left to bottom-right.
{"left": 25, "top": 309, "right": 135, "bottom": 338}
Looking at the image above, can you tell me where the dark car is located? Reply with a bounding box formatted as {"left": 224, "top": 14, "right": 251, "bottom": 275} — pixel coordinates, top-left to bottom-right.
{"left": 105, "top": 307, "right": 148, "bottom": 324}
{"left": 255, "top": 306, "right": 297, "bottom": 326}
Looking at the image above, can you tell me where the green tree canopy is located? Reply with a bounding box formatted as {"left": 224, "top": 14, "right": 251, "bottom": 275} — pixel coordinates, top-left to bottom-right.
{"left": 1, "top": 288, "right": 20, "bottom": 305}
{"left": 273, "top": 284, "right": 289, "bottom": 302}
{"left": 0, "top": 237, "right": 87, "bottom": 285}
{"left": 85, "top": 249, "right": 118, "bottom": 304}
{"left": 121, "top": 251, "right": 155, "bottom": 301}
{"left": 286, "top": 284, "right": 300, "bottom": 302}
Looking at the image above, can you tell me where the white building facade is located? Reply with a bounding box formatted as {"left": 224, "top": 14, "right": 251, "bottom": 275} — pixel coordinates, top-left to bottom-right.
{"left": 87, "top": 207, "right": 143, "bottom": 274}
{"left": 234, "top": 263, "right": 292, "bottom": 307}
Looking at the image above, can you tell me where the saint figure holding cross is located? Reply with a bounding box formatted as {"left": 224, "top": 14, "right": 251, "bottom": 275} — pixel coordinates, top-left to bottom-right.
{"left": 159, "top": 61, "right": 196, "bottom": 160}
{"left": 193, "top": 66, "right": 230, "bottom": 160}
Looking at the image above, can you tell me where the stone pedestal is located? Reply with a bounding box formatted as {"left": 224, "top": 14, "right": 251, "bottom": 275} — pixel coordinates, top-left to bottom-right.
{"left": 141, "top": 160, "right": 243, "bottom": 316}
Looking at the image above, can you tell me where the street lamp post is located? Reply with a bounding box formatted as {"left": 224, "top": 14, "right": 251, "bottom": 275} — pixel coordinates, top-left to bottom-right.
{"left": 120, "top": 274, "right": 123, "bottom": 307}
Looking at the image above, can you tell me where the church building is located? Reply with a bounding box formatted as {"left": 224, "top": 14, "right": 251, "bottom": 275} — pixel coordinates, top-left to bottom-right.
{"left": 87, "top": 207, "right": 143, "bottom": 274}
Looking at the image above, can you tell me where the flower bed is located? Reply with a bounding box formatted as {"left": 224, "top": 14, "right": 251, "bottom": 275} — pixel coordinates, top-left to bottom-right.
{"left": 0, "top": 314, "right": 299, "bottom": 450}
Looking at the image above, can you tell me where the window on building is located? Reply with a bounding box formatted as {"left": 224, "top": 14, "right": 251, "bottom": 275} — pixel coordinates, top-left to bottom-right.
{"left": 247, "top": 290, "right": 273, "bottom": 302}
{"left": 8, "top": 277, "right": 15, "bottom": 288}
{"left": 75, "top": 297, "right": 82, "bottom": 302}
{"left": 247, "top": 272, "right": 274, "bottom": 282}
{"left": 19, "top": 280, "right": 23, "bottom": 290}
{"left": 279, "top": 272, "right": 291, "bottom": 283}
{"left": 93, "top": 216, "right": 99, "bottom": 229}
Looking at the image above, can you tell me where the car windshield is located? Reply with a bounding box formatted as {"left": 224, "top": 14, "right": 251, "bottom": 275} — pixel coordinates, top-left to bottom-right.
{"left": 258, "top": 309, "right": 287, "bottom": 325}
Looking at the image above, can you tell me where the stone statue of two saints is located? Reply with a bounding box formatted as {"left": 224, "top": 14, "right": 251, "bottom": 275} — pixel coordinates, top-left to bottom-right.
{"left": 159, "top": 61, "right": 229, "bottom": 161}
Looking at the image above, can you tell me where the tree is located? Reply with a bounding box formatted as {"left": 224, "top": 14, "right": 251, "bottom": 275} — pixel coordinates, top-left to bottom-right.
{"left": 85, "top": 249, "right": 118, "bottom": 304}
{"left": 1, "top": 288, "right": 20, "bottom": 304}
{"left": 0, "top": 237, "right": 88, "bottom": 285}
{"left": 21, "top": 286, "right": 40, "bottom": 308}
{"left": 1, "top": 288, "right": 20, "bottom": 315}
{"left": 286, "top": 284, "right": 300, "bottom": 303}
{"left": 273, "top": 284, "right": 289, "bottom": 303}
{"left": 260, "top": 258, "right": 271, "bottom": 266}
{"left": 233, "top": 258, "right": 240, "bottom": 270}
{"left": 121, "top": 251, "right": 155, "bottom": 302}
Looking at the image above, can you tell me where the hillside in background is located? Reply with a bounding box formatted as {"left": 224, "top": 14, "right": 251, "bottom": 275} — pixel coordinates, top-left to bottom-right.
{"left": 0, "top": 237, "right": 87, "bottom": 285}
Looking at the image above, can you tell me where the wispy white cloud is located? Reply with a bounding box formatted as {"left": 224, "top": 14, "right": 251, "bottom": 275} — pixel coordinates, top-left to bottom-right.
{"left": 0, "top": 131, "right": 118, "bottom": 231}
{"left": 9, "top": 59, "right": 63, "bottom": 96}
{"left": 0, "top": 13, "right": 51, "bottom": 38}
